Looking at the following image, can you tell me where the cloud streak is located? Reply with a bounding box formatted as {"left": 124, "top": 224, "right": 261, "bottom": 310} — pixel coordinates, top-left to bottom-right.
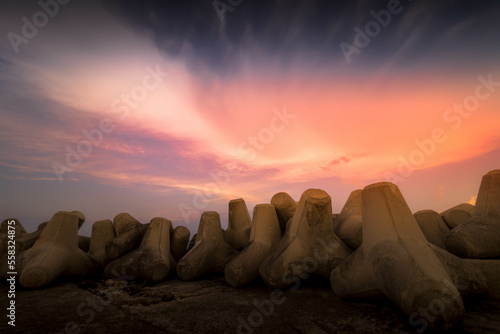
{"left": 0, "top": 0, "right": 499, "bottom": 234}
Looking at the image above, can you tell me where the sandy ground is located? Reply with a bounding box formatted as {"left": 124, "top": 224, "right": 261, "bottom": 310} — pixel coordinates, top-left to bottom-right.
{"left": 1, "top": 275, "right": 500, "bottom": 334}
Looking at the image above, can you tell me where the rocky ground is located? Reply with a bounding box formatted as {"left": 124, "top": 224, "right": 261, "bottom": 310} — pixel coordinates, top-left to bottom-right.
{"left": 1, "top": 275, "right": 500, "bottom": 334}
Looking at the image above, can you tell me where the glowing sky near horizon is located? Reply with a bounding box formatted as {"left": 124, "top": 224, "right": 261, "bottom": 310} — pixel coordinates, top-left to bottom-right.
{"left": 1, "top": 0, "right": 499, "bottom": 236}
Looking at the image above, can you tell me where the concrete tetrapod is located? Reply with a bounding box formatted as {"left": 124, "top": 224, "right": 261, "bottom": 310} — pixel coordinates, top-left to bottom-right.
{"left": 12, "top": 219, "right": 89, "bottom": 255}
{"left": 78, "top": 236, "right": 91, "bottom": 252}
{"left": 0, "top": 219, "right": 27, "bottom": 280}
{"left": 113, "top": 212, "right": 140, "bottom": 234}
{"left": 0, "top": 218, "right": 26, "bottom": 235}
{"left": 428, "top": 243, "right": 487, "bottom": 298}
{"left": 88, "top": 219, "right": 116, "bottom": 266}
{"left": 37, "top": 221, "right": 48, "bottom": 231}
{"left": 19, "top": 211, "right": 97, "bottom": 288}
{"left": 465, "top": 259, "right": 500, "bottom": 300}
{"left": 17, "top": 223, "right": 47, "bottom": 252}
{"left": 333, "top": 189, "right": 362, "bottom": 250}
{"left": 170, "top": 225, "right": 190, "bottom": 262}
{"left": 106, "top": 213, "right": 148, "bottom": 259}
{"left": 72, "top": 210, "right": 86, "bottom": 228}
{"left": 440, "top": 203, "right": 475, "bottom": 229}
{"left": 271, "top": 192, "right": 297, "bottom": 233}
{"left": 445, "top": 170, "right": 500, "bottom": 258}
{"left": 105, "top": 217, "right": 175, "bottom": 282}
{"left": 187, "top": 233, "right": 197, "bottom": 252}
{"left": 414, "top": 210, "right": 450, "bottom": 249}
{"left": 259, "top": 189, "right": 352, "bottom": 289}
{"left": 177, "top": 211, "right": 238, "bottom": 280}
{"left": 0, "top": 219, "right": 26, "bottom": 254}
{"left": 223, "top": 198, "right": 252, "bottom": 250}
{"left": 285, "top": 218, "right": 293, "bottom": 232}
{"left": 225, "top": 204, "right": 281, "bottom": 288}
{"left": 330, "top": 182, "right": 488, "bottom": 331}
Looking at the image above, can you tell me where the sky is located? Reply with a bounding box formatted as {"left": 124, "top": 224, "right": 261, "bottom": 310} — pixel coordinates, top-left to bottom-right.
{"left": 0, "top": 0, "right": 499, "bottom": 237}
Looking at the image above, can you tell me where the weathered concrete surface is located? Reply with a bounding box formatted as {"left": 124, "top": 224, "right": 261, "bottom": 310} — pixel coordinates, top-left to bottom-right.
{"left": 177, "top": 212, "right": 238, "bottom": 280}
{"left": 331, "top": 182, "right": 487, "bottom": 331}
{"left": 2, "top": 278, "right": 500, "bottom": 334}
{"left": 414, "top": 210, "right": 450, "bottom": 249}
{"left": 224, "top": 198, "right": 252, "bottom": 250}
{"left": 333, "top": 189, "right": 363, "bottom": 250}
{"left": 260, "top": 189, "right": 352, "bottom": 289}
{"left": 445, "top": 170, "right": 500, "bottom": 258}
{"left": 440, "top": 203, "right": 475, "bottom": 229}
{"left": 271, "top": 192, "right": 297, "bottom": 233}
{"left": 19, "top": 212, "right": 97, "bottom": 288}
{"left": 225, "top": 204, "right": 281, "bottom": 287}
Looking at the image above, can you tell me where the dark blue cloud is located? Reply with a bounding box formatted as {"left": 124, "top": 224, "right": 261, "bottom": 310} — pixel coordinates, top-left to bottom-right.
{"left": 102, "top": 0, "right": 500, "bottom": 73}
{"left": 0, "top": 57, "right": 13, "bottom": 67}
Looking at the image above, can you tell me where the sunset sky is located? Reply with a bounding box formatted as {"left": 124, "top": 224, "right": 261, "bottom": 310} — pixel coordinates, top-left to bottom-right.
{"left": 1, "top": 0, "right": 499, "bottom": 236}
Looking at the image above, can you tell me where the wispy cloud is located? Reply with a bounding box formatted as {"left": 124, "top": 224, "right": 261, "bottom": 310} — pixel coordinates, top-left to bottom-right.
{"left": 1, "top": 0, "right": 499, "bottom": 233}
{"left": 321, "top": 155, "right": 352, "bottom": 171}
